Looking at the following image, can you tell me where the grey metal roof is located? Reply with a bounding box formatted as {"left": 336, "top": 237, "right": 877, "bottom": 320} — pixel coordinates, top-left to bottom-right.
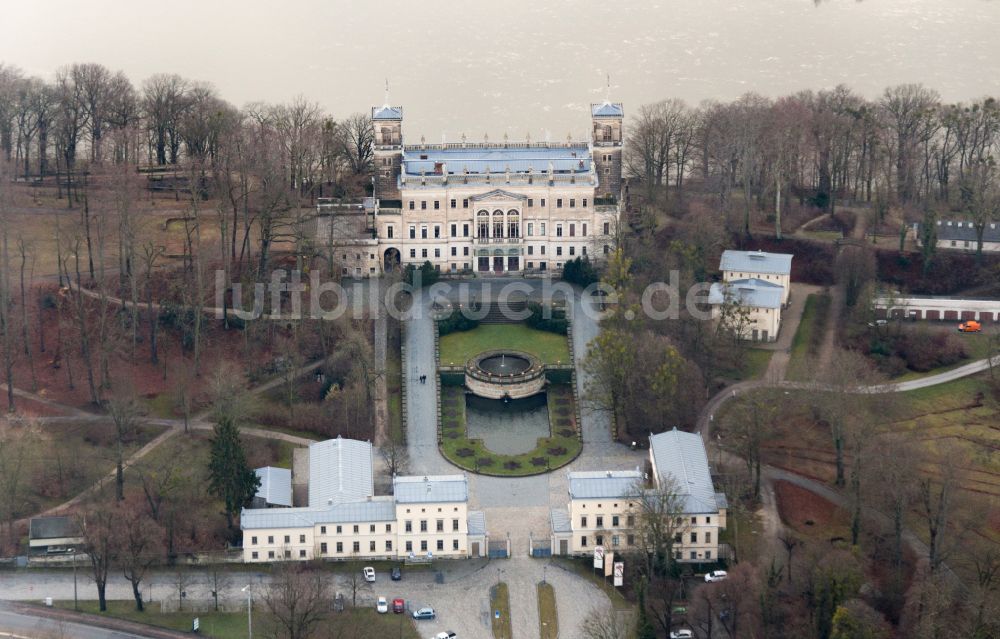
{"left": 372, "top": 105, "right": 403, "bottom": 120}
{"left": 708, "top": 279, "right": 783, "bottom": 310}
{"left": 550, "top": 508, "right": 572, "bottom": 534}
{"left": 402, "top": 145, "right": 592, "bottom": 177}
{"left": 29, "top": 516, "right": 81, "bottom": 540}
{"left": 715, "top": 492, "right": 729, "bottom": 511}
{"left": 255, "top": 467, "right": 293, "bottom": 507}
{"left": 591, "top": 102, "right": 624, "bottom": 118}
{"left": 393, "top": 474, "right": 468, "bottom": 503}
{"left": 467, "top": 511, "right": 487, "bottom": 536}
{"left": 308, "top": 437, "right": 374, "bottom": 507}
{"left": 720, "top": 250, "right": 793, "bottom": 275}
{"left": 932, "top": 220, "right": 1000, "bottom": 243}
{"left": 568, "top": 470, "right": 643, "bottom": 500}
{"left": 649, "top": 429, "right": 722, "bottom": 514}
{"left": 241, "top": 497, "right": 396, "bottom": 530}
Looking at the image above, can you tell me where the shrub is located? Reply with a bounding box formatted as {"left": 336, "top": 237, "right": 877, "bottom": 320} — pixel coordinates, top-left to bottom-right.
{"left": 438, "top": 309, "right": 480, "bottom": 336}
{"left": 531, "top": 457, "right": 548, "bottom": 467}
{"left": 561, "top": 256, "right": 599, "bottom": 287}
{"left": 477, "top": 457, "right": 494, "bottom": 467}
{"left": 546, "top": 446, "right": 568, "bottom": 456}
{"left": 455, "top": 447, "right": 475, "bottom": 458}
{"left": 557, "top": 428, "right": 575, "bottom": 438}
{"left": 503, "top": 460, "right": 522, "bottom": 470}
{"left": 525, "top": 302, "right": 568, "bottom": 335}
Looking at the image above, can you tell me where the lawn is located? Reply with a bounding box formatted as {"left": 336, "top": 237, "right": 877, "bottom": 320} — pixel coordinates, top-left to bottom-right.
{"left": 717, "top": 373, "right": 1000, "bottom": 581}
{"left": 490, "top": 582, "right": 512, "bottom": 639}
{"left": 387, "top": 319, "right": 404, "bottom": 444}
{"left": 891, "top": 330, "right": 997, "bottom": 382}
{"left": 439, "top": 324, "right": 571, "bottom": 367}
{"left": 740, "top": 349, "right": 773, "bottom": 380}
{"left": 54, "top": 600, "right": 255, "bottom": 638}
{"left": 786, "top": 293, "right": 830, "bottom": 381}
{"left": 4, "top": 419, "right": 165, "bottom": 519}
{"left": 717, "top": 500, "right": 765, "bottom": 565}
{"left": 439, "top": 384, "right": 582, "bottom": 476}
{"left": 54, "top": 600, "right": 420, "bottom": 639}
{"left": 537, "top": 582, "right": 558, "bottom": 639}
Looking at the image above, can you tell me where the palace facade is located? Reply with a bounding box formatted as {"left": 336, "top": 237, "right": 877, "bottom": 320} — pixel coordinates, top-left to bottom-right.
{"left": 368, "top": 100, "right": 625, "bottom": 275}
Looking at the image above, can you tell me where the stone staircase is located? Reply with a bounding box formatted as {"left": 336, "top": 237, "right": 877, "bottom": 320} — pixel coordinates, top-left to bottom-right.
{"left": 479, "top": 300, "right": 528, "bottom": 324}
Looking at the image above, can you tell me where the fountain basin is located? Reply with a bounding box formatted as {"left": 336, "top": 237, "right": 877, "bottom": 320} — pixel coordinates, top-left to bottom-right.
{"left": 465, "top": 350, "right": 545, "bottom": 400}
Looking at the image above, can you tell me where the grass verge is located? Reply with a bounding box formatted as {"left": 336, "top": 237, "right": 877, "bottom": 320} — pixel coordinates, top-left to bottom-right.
{"left": 490, "top": 582, "right": 512, "bottom": 639}
{"left": 537, "top": 581, "right": 558, "bottom": 639}
{"left": 787, "top": 293, "right": 830, "bottom": 381}
{"left": 53, "top": 600, "right": 421, "bottom": 639}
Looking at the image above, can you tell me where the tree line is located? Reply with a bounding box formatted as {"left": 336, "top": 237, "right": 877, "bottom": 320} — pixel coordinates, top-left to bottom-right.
{"left": 0, "top": 61, "right": 373, "bottom": 196}
{"left": 626, "top": 85, "right": 1000, "bottom": 257}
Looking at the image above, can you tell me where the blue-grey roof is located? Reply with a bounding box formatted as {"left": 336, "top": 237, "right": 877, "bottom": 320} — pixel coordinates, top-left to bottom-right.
{"left": 402, "top": 145, "right": 592, "bottom": 176}
{"left": 372, "top": 105, "right": 402, "bottom": 120}
{"left": 592, "top": 102, "right": 624, "bottom": 118}
{"left": 467, "top": 511, "right": 487, "bottom": 536}
{"left": 255, "top": 467, "right": 292, "bottom": 507}
{"left": 720, "top": 250, "right": 793, "bottom": 276}
{"left": 393, "top": 475, "right": 468, "bottom": 503}
{"left": 931, "top": 220, "right": 1000, "bottom": 243}
{"left": 550, "top": 508, "right": 572, "bottom": 534}
{"left": 241, "top": 497, "right": 396, "bottom": 530}
{"left": 568, "top": 470, "right": 643, "bottom": 500}
{"left": 708, "top": 279, "right": 783, "bottom": 310}
{"left": 29, "top": 516, "right": 81, "bottom": 540}
{"left": 649, "top": 429, "right": 723, "bottom": 515}
{"left": 308, "top": 437, "right": 374, "bottom": 507}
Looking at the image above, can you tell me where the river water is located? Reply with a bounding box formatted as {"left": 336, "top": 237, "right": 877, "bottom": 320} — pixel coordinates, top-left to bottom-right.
{"left": 3, "top": 0, "right": 998, "bottom": 136}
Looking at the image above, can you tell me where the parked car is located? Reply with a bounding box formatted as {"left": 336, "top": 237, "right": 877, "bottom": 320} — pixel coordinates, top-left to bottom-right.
{"left": 432, "top": 632, "right": 457, "bottom": 639}
{"left": 376, "top": 596, "right": 388, "bottom": 614}
{"left": 958, "top": 320, "right": 983, "bottom": 333}
{"left": 363, "top": 566, "right": 376, "bottom": 582}
{"left": 412, "top": 607, "right": 436, "bottom": 620}
{"left": 391, "top": 566, "right": 402, "bottom": 581}
{"left": 393, "top": 598, "right": 405, "bottom": 613}
{"left": 670, "top": 630, "right": 694, "bottom": 639}
{"left": 704, "top": 570, "right": 728, "bottom": 583}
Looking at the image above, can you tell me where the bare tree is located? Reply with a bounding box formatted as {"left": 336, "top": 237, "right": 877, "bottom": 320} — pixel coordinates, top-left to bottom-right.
{"left": 106, "top": 388, "right": 140, "bottom": 501}
{"left": 114, "top": 502, "right": 164, "bottom": 611}
{"left": 580, "top": 608, "right": 633, "bottom": 639}
{"left": 78, "top": 505, "right": 117, "bottom": 612}
{"left": 262, "top": 564, "right": 331, "bottom": 639}
{"left": 337, "top": 112, "right": 373, "bottom": 175}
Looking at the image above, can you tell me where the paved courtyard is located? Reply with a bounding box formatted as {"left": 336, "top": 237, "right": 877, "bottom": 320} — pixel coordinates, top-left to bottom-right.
{"left": 400, "top": 278, "right": 643, "bottom": 638}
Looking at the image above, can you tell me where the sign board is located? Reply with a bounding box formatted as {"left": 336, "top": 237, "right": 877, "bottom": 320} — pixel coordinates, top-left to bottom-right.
{"left": 593, "top": 545, "right": 605, "bottom": 569}
{"left": 604, "top": 551, "right": 615, "bottom": 577}
{"left": 495, "top": 610, "right": 501, "bottom": 619}
{"left": 613, "top": 562, "right": 624, "bottom": 587}
{"left": 192, "top": 617, "right": 200, "bottom": 633}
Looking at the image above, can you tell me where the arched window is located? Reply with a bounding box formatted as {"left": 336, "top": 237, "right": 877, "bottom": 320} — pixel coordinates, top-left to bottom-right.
{"left": 507, "top": 210, "right": 520, "bottom": 239}
{"left": 493, "top": 209, "right": 504, "bottom": 239}
{"left": 380, "top": 127, "right": 392, "bottom": 145}
{"left": 477, "top": 210, "right": 489, "bottom": 239}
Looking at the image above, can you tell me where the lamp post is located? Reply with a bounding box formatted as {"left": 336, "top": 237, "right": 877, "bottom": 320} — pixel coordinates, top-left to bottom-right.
{"left": 72, "top": 549, "right": 78, "bottom": 611}
{"left": 241, "top": 584, "right": 253, "bottom": 639}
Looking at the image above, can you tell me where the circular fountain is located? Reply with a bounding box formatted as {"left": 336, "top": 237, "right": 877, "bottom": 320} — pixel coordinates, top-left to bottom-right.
{"left": 465, "top": 350, "right": 545, "bottom": 400}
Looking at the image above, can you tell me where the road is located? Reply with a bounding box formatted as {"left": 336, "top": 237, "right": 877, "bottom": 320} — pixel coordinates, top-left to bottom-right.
{"left": 0, "top": 602, "right": 159, "bottom": 639}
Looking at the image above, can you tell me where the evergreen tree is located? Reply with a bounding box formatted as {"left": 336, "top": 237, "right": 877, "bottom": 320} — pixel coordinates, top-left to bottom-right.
{"left": 207, "top": 417, "right": 260, "bottom": 532}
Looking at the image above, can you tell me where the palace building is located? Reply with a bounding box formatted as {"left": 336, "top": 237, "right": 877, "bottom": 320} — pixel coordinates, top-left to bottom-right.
{"left": 368, "top": 99, "right": 625, "bottom": 275}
